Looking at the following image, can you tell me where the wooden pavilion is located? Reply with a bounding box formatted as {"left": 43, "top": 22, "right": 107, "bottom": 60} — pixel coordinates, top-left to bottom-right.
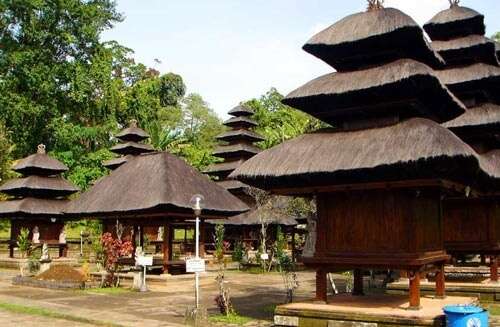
{"left": 424, "top": 3, "right": 500, "bottom": 281}
{"left": 0, "top": 144, "right": 79, "bottom": 258}
{"left": 65, "top": 151, "right": 248, "bottom": 273}
{"left": 230, "top": 5, "right": 500, "bottom": 309}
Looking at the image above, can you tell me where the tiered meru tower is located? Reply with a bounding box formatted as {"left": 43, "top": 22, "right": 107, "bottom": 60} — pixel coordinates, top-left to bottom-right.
{"left": 103, "top": 119, "right": 154, "bottom": 170}
{"left": 424, "top": 3, "right": 500, "bottom": 280}
{"left": 0, "top": 144, "right": 79, "bottom": 257}
{"left": 231, "top": 4, "right": 499, "bottom": 309}
{"left": 206, "top": 105, "right": 263, "bottom": 202}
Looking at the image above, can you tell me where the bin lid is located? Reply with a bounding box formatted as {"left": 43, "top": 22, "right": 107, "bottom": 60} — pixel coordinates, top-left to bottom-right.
{"left": 443, "top": 305, "right": 484, "bottom": 314}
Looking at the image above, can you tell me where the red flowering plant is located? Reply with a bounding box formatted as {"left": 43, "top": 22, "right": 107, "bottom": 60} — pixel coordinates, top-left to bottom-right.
{"left": 100, "top": 232, "right": 133, "bottom": 287}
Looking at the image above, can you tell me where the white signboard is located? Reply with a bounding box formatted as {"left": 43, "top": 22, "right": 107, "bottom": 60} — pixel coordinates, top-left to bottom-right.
{"left": 260, "top": 253, "right": 269, "bottom": 260}
{"left": 136, "top": 255, "right": 153, "bottom": 266}
{"left": 186, "top": 258, "right": 206, "bottom": 273}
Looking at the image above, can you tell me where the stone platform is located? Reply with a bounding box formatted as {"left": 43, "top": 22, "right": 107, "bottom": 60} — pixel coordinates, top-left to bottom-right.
{"left": 388, "top": 279, "right": 500, "bottom": 303}
{"left": 273, "top": 294, "right": 476, "bottom": 327}
{"left": 0, "top": 257, "right": 78, "bottom": 269}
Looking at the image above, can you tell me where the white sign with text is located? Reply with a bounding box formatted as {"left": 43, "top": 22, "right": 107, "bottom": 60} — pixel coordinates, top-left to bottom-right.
{"left": 186, "top": 258, "right": 206, "bottom": 273}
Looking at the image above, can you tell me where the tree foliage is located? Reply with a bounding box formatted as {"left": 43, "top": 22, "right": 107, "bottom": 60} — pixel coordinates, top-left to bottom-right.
{"left": 245, "top": 88, "right": 326, "bottom": 149}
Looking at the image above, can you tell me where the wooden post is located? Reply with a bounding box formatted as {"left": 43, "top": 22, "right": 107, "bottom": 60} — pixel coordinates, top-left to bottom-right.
{"left": 139, "top": 226, "right": 144, "bottom": 248}
{"left": 408, "top": 270, "right": 421, "bottom": 310}
{"left": 291, "top": 227, "right": 296, "bottom": 263}
{"left": 132, "top": 225, "right": 138, "bottom": 253}
{"left": 200, "top": 219, "right": 206, "bottom": 258}
{"left": 168, "top": 224, "right": 174, "bottom": 261}
{"left": 435, "top": 263, "right": 446, "bottom": 298}
{"left": 9, "top": 220, "right": 14, "bottom": 258}
{"left": 162, "top": 224, "right": 170, "bottom": 274}
{"left": 353, "top": 269, "right": 364, "bottom": 296}
{"left": 491, "top": 256, "right": 498, "bottom": 282}
{"left": 316, "top": 269, "right": 328, "bottom": 302}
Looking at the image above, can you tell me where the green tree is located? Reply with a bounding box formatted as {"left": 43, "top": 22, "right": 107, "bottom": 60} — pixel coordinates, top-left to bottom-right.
{"left": 0, "top": 122, "right": 14, "bottom": 185}
{"left": 493, "top": 32, "right": 500, "bottom": 43}
{"left": 245, "top": 88, "right": 326, "bottom": 149}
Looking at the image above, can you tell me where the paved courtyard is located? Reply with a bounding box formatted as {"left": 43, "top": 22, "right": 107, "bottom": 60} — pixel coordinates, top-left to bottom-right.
{"left": 0, "top": 268, "right": 335, "bottom": 326}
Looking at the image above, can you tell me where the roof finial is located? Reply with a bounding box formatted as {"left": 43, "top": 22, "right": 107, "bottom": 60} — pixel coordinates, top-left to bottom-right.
{"left": 367, "top": 0, "right": 384, "bottom": 11}
{"left": 448, "top": 0, "right": 460, "bottom": 7}
{"left": 129, "top": 119, "right": 138, "bottom": 128}
{"left": 37, "top": 144, "right": 46, "bottom": 154}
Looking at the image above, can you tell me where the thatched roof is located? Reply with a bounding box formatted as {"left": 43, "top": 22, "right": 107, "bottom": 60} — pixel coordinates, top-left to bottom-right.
{"left": 0, "top": 198, "right": 70, "bottom": 218}
{"left": 0, "top": 176, "right": 79, "bottom": 198}
{"left": 230, "top": 118, "right": 498, "bottom": 192}
{"left": 110, "top": 142, "right": 154, "bottom": 155}
{"left": 205, "top": 160, "right": 245, "bottom": 175}
{"left": 432, "top": 35, "right": 499, "bottom": 66}
{"left": 115, "top": 120, "right": 150, "bottom": 142}
{"left": 216, "top": 129, "right": 264, "bottom": 143}
{"left": 223, "top": 116, "right": 258, "bottom": 128}
{"left": 13, "top": 145, "right": 68, "bottom": 176}
{"left": 282, "top": 59, "right": 465, "bottom": 125}
{"left": 435, "top": 63, "right": 500, "bottom": 104}
{"left": 495, "top": 40, "right": 500, "bottom": 58}
{"left": 65, "top": 152, "right": 249, "bottom": 218}
{"left": 443, "top": 103, "right": 500, "bottom": 129}
{"left": 102, "top": 156, "right": 130, "bottom": 170}
{"left": 303, "top": 7, "right": 444, "bottom": 71}
{"left": 228, "top": 105, "right": 254, "bottom": 117}
{"left": 213, "top": 144, "right": 261, "bottom": 158}
{"left": 424, "top": 6, "right": 485, "bottom": 41}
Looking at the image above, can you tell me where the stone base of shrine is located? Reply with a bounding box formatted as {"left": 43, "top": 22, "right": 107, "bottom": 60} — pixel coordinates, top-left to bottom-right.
{"left": 273, "top": 294, "right": 476, "bottom": 327}
{"left": 387, "top": 279, "right": 500, "bottom": 303}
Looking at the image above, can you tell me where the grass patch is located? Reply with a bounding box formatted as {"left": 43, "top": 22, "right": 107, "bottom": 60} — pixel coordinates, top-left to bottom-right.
{"left": 209, "top": 313, "right": 253, "bottom": 325}
{"left": 263, "top": 304, "right": 277, "bottom": 314}
{"left": 486, "top": 304, "right": 500, "bottom": 316}
{"left": 0, "top": 302, "right": 122, "bottom": 326}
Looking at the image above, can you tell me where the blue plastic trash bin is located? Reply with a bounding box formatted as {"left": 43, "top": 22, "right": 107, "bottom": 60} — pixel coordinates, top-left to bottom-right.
{"left": 443, "top": 305, "right": 488, "bottom": 327}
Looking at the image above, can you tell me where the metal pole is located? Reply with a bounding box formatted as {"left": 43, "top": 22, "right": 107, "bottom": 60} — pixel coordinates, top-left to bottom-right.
{"left": 195, "top": 215, "right": 200, "bottom": 309}
{"left": 80, "top": 231, "right": 83, "bottom": 257}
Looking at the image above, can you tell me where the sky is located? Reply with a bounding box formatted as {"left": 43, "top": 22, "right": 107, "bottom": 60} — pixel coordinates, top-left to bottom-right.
{"left": 102, "top": 0, "right": 500, "bottom": 119}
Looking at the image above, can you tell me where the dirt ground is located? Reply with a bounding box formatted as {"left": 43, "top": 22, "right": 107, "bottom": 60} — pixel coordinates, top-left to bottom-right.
{"left": 0, "top": 268, "right": 344, "bottom": 326}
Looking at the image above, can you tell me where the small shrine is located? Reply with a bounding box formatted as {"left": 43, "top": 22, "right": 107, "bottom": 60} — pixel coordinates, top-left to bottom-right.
{"left": 424, "top": 2, "right": 500, "bottom": 282}
{"left": 232, "top": 2, "right": 498, "bottom": 318}
{"left": 0, "top": 144, "right": 79, "bottom": 258}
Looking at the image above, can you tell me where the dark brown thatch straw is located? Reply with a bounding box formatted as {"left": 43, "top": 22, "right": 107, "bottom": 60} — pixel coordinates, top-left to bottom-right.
{"left": 303, "top": 8, "right": 444, "bottom": 71}
{"left": 424, "top": 6, "right": 484, "bottom": 41}
{"left": 230, "top": 118, "right": 499, "bottom": 191}
{"left": 110, "top": 141, "right": 154, "bottom": 155}
{"left": 115, "top": 119, "right": 150, "bottom": 142}
{"left": 0, "top": 198, "right": 71, "bottom": 218}
{"left": 228, "top": 104, "right": 255, "bottom": 117}
{"left": 443, "top": 104, "right": 500, "bottom": 129}
{"left": 213, "top": 144, "right": 261, "bottom": 157}
{"left": 205, "top": 160, "right": 245, "bottom": 174}
{"left": 432, "top": 35, "right": 499, "bottom": 66}
{"left": 65, "top": 151, "right": 249, "bottom": 218}
{"left": 223, "top": 116, "right": 258, "bottom": 127}
{"left": 0, "top": 176, "right": 79, "bottom": 197}
{"left": 102, "top": 156, "right": 131, "bottom": 170}
{"left": 283, "top": 59, "right": 465, "bottom": 125}
{"left": 13, "top": 145, "right": 69, "bottom": 176}
{"left": 216, "top": 129, "right": 265, "bottom": 143}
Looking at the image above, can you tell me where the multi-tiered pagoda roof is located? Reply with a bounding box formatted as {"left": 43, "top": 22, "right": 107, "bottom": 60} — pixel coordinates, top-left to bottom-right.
{"left": 424, "top": 3, "right": 500, "bottom": 154}
{"left": 0, "top": 144, "right": 79, "bottom": 217}
{"left": 231, "top": 6, "right": 498, "bottom": 190}
{"left": 103, "top": 120, "right": 154, "bottom": 170}
{"left": 206, "top": 104, "right": 263, "bottom": 195}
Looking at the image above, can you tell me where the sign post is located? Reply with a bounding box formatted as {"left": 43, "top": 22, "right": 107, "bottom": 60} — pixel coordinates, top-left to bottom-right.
{"left": 136, "top": 255, "right": 153, "bottom": 292}
{"left": 189, "top": 194, "right": 205, "bottom": 310}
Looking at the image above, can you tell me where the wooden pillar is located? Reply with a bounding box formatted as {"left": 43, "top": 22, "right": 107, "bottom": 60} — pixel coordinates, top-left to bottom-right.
{"left": 139, "top": 226, "right": 144, "bottom": 248}
{"left": 9, "top": 220, "right": 15, "bottom": 258}
{"left": 291, "top": 228, "right": 296, "bottom": 263}
{"left": 200, "top": 219, "right": 206, "bottom": 258}
{"left": 435, "top": 263, "right": 446, "bottom": 298}
{"left": 132, "top": 225, "right": 138, "bottom": 253}
{"left": 162, "top": 224, "right": 170, "bottom": 274}
{"left": 408, "top": 270, "right": 421, "bottom": 310}
{"left": 315, "top": 268, "right": 328, "bottom": 302}
{"left": 168, "top": 225, "right": 174, "bottom": 261}
{"left": 491, "top": 255, "right": 498, "bottom": 282}
{"left": 353, "top": 269, "right": 364, "bottom": 296}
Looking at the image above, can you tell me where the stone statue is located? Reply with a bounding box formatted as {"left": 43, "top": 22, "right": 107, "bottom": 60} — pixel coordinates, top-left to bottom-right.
{"left": 157, "top": 227, "right": 163, "bottom": 241}
{"left": 302, "top": 215, "right": 317, "bottom": 258}
{"left": 32, "top": 226, "right": 40, "bottom": 244}
{"left": 41, "top": 243, "right": 50, "bottom": 261}
{"left": 59, "top": 226, "right": 67, "bottom": 244}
